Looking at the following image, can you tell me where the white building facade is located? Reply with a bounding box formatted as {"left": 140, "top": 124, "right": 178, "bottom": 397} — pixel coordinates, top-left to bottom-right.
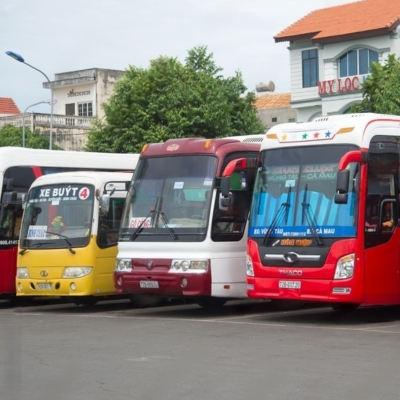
{"left": 275, "top": 0, "right": 400, "bottom": 122}
{"left": 43, "top": 68, "right": 124, "bottom": 119}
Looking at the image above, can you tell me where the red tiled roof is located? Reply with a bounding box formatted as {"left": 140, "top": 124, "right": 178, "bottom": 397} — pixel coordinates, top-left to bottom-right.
{"left": 274, "top": 0, "right": 400, "bottom": 44}
{"left": 0, "top": 97, "right": 20, "bottom": 115}
{"left": 254, "top": 93, "right": 291, "bottom": 110}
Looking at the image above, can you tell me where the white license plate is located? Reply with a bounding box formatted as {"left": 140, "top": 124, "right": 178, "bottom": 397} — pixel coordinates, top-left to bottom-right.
{"left": 279, "top": 281, "right": 301, "bottom": 289}
{"left": 37, "top": 283, "right": 52, "bottom": 290}
{"left": 139, "top": 281, "right": 159, "bottom": 289}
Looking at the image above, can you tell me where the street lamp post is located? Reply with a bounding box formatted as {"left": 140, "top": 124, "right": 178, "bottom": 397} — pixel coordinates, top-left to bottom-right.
{"left": 22, "top": 100, "right": 52, "bottom": 147}
{"left": 6, "top": 51, "right": 54, "bottom": 150}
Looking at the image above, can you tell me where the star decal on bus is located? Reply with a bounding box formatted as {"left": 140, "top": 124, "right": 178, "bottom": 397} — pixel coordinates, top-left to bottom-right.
{"left": 325, "top": 130, "right": 332, "bottom": 138}
{"left": 314, "top": 132, "right": 320, "bottom": 138}
{"left": 282, "top": 134, "right": 287, "bottom": 141}
{"left": 302, "top": 133, "right": 308, "bottom": 139}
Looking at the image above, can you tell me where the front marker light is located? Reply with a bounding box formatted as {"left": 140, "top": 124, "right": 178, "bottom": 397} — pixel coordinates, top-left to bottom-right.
{"left": 63, "top": 267, "right": 93, "bottom": 278}
{"left": 334, "top": 254, "right": 355, "bottom": 280}
{"left": 17, "top": 267, "right": 30, "bottom": 279}
{"left": 246, "top": 254, "right": 254, "bottom": 277}
{"left": 115, "top": 259, "right": 132, "bottom": 272}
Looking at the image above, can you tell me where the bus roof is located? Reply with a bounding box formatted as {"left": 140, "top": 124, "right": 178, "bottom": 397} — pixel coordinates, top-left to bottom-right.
{"left": 141, "top": 136, "right": 262, "bottom": 157}
{"left": 0, "top": 147, "right": 139, "bottom": 173}
{"left": 29, "top": 170, "right": 133, "bottom": 189}
{"left": 262, "top": 113, "right": 400, "bottom": 151}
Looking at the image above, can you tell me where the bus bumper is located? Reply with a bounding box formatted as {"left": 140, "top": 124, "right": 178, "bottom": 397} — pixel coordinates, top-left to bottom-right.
{"left": 16, "top": 276, "right": 96, "bottom": 297}
{"left": 114, "top": 270, "right": 211, "bottom": 297}
{"left": 246, "top": 276, "right": 359, "bottom": 303}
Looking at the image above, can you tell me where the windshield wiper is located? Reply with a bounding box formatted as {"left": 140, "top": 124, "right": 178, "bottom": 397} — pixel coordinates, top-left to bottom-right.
{"left": 45, "top": 231, "right": 76, "bottom": 254}
{"left": 155, "top": 196, "right": 178, "bottom": 240}
{"left": 301, "top": 185, "right": 323, "bottom": 246}
{"left": 130, "top": 209, "right": 155, "bottom": 241}
{"left": 131, "top": 195, "right": 161, "bottom": 241}
{"left": 131, "top": 196, "right": 179, "bottom": 241}
{"left": 19, "top": 241, "right": 50, "bottom": 255}
{"left": 263, "top": 186, "right": 292, "bottom": 246}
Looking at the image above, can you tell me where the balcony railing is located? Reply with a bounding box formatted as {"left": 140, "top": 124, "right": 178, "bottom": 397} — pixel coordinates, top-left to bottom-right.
{"left": 0, "top": 113, "right": 94, "bottom": 130}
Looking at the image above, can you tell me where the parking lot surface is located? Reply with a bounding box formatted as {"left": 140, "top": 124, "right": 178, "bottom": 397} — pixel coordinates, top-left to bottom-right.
{"left": 1, "top": 298, "right": 400, "bottom": 400}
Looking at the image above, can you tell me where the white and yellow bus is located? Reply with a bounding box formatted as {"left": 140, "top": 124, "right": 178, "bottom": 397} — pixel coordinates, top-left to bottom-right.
{"left": 0, "top": 146, "right": 139, "bottom": 300}
{"left": 16, "top": 170, "right": 132, "bottom": 306}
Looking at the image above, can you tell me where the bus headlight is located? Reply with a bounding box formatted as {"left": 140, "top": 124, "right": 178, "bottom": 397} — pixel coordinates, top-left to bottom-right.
{"left": 63, "top": 267, "right": 93, "bottom": 278}
{"left": 246, "top": 254, "right": 254, "bottom": 276}
{"left": 171, "top": 259, "right": 208, "bottom": 272}
{"left": 17, "top": 267, "right": 30, "bottom": 279}
{"left": 334, "top": 254, "right": 355, "bottom": 280}
{"left": 115, "top": 259, "right": 132, "bottom": 272}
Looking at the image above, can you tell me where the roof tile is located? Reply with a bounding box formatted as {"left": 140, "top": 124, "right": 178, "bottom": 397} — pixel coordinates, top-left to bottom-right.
{"left": 254, "top": 93, "right": 291, "bottom": 110}
{"left": 275, "top": 0, "right": 400, "bottom": 43}
{"left": 0, "top": 97, "right": 20, "bottom": 115}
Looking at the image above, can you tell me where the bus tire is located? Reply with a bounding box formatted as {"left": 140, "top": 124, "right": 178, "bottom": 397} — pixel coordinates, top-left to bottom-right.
{"left": 129, "top": 294, "right": 163, "bottom": 308}
{"left": 68, "top": 296, "right": 98, "bottom": 307}
{"left": 195, "top": 296, "right": 227, "bottom": 308}
{"left": 271, "top": 299, "right": 304, "bottom": 311}
{"left": 330, "top": 303, "right": 359, "bottom": 312}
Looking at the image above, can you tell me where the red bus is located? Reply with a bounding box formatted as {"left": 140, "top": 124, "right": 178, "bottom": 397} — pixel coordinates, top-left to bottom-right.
{"left": 246, "top": 113, "right": 400, "bottom": 311}
{"left": 114, "top": 136, "right": 262, "bottom": 308}
{"left": 0, "top": 147, "right": 138, "bottom": 301}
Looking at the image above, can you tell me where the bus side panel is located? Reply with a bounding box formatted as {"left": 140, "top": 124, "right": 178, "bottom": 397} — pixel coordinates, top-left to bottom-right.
{"left": 93, "top": 240, "right": 120, "bottom": 295}
{"left": 363, "top": 230, "right": 400, "bottom": 305}
{"left": 0, "top": 248, "right": 17, "bottom": 294}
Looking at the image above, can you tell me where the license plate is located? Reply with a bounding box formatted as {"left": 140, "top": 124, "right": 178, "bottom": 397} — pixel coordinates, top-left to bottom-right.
{"left": 37, "top": 283, "right": 52, "bottom": 290}
{"left": 139, "top": 280, "right": 159, "bottom": 289}
{"left": 279, "top": 281, "right": 301, "bottom": 289}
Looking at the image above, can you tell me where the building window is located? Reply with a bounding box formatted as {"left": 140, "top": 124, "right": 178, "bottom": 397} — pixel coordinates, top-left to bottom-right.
{"left": 339, "top": 49, "right": 378, "bottom": 77}
{"left": 288, "top": 118, "right": 296, "bottom": 123}
{"left": 302, "top": 49, "right": 319, "bottom": 88}
{"left": 78, "top": 102, "right": 93, "bottom": 117}
{"left": 65, "top": 103, "right": 75, "bottom": 116}
{"left": 271, "top": 117, "right": 277, "bottom": 123}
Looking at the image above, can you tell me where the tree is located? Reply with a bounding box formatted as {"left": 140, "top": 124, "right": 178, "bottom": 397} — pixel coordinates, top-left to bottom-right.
{"left": 350, "top": 54, "right": 400, "bottom": 115}
{"left": 85, "top": 46, "right": 264, "bottom": 153}
{"left": 0, "top": 125, "right": 58, "bottom": 149}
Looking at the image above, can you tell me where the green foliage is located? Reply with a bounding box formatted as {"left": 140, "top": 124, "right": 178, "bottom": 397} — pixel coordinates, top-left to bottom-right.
{"left": 0, "top": 125, "right": 60, "bottom": 149}
{"left": 85, "top": 46, "right": 264, "bottom": 153}
{"left": 350, "top": 54, "right": 400, "bottom": 115}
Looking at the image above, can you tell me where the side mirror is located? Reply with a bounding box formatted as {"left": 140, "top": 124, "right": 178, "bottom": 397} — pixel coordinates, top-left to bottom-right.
{"left": 1, "top": 191, "right": 17, "bottom": 209}
{"left": 100, "top": 194, "right": 110, "bottom": 214}
{"left": 221, "top": 176, "right": 231, "bottom": 197}
{"left": 20, "top": 194, "right": 26, "bottom": 210}
{"left": 334, "top": 193, "right": 348, "bottom": 204}
{"left": 219, "top": 193, "right": 231, "bottom": 211}
{"left": 219, "top": 176, "right": 231, "bottom": 211}
{"left": 336, "top": 170, "right": 350, "bottom": 194}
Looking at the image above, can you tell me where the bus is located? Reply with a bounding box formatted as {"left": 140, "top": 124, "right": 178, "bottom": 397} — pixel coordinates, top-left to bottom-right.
{"left": 16, "top": 171, "right": 132, "bottom": 306}
{"left": 114, "top": 136, "right": 262, "bottom": 308}
{"left": 0, "top": 147, "right": 138, "bottom": 300}
{"left": 246, "top": 113, "right": 400, "bottom": 311}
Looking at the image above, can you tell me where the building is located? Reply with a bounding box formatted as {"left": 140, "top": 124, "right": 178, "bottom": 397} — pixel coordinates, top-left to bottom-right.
{"left": 274, "top": 0, "right": 400, "bottom": 121}
{"left": 44, "top": 68, "right": 124, "bottom": 119}
{"left": 254, "top": 93, "right": 297, "bottom": 130}
{"left": 0, "top": 97, "right": 20, "bottom": 116}
{"left": 0, "top": 68, "right": 124, "bottom": 150}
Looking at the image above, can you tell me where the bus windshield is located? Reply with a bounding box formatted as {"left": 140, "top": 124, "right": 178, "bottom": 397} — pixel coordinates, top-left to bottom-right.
{"left": 20, "top": 184, "right": 94, "bottom": 250}
{"left": 249, "top": 144, "right": 359, "bottom": 239}
{"left": 120, "top": 155, "right": 218, "bottom": 240}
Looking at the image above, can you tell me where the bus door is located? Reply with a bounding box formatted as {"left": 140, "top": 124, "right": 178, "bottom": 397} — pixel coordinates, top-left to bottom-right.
{"left": 0, "top": 187, "right": 23, "bottom": 294}
{"left": 363, "top": 136, "right": 400, "bottom": 305}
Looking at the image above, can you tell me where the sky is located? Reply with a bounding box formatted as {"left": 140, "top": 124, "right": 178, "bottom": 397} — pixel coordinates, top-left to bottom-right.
{"left": 1, "top": 0, "right": 355, "bottom": 113}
